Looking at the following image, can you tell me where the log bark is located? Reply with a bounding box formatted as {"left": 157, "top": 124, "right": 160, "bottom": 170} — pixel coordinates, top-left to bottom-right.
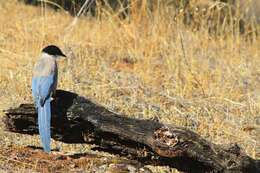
{"left": 2, "top": 90, "right": 259, "bottom": 173}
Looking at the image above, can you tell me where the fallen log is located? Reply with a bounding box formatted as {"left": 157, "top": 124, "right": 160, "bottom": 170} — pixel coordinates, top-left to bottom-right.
{"left": 2, "top": 90, "right": 259, "bottom": 173}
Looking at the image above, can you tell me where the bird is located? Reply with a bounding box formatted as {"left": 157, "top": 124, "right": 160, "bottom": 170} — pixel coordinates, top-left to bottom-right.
{"left": 31, "top": 45, "right": 66, "bottom": 152}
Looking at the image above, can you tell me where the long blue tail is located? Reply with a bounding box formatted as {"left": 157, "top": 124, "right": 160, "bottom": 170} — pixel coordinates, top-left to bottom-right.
{"left": 38, "top": 98, "right": 51, "bottom": 152}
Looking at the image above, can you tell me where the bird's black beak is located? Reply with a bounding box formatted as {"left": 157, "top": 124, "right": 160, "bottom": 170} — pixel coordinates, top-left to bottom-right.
{"left": 61, "top": 53, "right": 66, "bottom": 57}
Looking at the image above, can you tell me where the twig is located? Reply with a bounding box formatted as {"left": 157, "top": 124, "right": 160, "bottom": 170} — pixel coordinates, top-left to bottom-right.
{"left": 179, "top": 32, "right": 206, "bottom": 96}
{"left": 37, "top": 0, "right": 65, "bottom": 11}
{"left": 63, "top": 0, "right": 94, "bottom": 40}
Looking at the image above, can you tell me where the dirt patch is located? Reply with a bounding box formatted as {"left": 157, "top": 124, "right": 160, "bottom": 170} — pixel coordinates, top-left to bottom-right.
{"left": 0, "top": 146, "right": 150, "bottom": 173}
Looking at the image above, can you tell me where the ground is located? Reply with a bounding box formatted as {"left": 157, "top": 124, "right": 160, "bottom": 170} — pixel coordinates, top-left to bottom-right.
{"left": 0, "top": 0, "right": 259, "bottom": 172}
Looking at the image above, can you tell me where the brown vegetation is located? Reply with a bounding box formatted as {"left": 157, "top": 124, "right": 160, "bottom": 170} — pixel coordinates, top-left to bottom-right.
{"left": 0, "top": 0, "right": 259, "bottom": 172}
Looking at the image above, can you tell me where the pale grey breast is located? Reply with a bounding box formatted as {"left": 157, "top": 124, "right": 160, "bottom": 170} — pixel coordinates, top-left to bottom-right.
{"left": 33, "top": 54, "right": 57, "bottom": 77}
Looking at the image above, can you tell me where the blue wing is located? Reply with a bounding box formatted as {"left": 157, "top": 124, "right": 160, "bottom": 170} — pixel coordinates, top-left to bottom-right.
{"left": 32, "top": 74, "right": 56, "bottom": 153}
{"left": 32, "top": 75, "right": 56, "bottom": 107}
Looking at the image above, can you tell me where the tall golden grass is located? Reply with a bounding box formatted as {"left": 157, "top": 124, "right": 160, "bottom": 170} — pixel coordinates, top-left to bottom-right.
{"left": 0, "top": 0, "right": 259, "bottom": 167}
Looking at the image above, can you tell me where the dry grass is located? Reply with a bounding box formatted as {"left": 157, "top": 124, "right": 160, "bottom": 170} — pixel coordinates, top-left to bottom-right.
{"left": 0, "top": 0, "right": 259, "bottom": 172}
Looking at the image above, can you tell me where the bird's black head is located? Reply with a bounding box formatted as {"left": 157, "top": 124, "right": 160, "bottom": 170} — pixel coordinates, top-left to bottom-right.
{"left": 42, "top": 45, "right": 66, "bottom": 57}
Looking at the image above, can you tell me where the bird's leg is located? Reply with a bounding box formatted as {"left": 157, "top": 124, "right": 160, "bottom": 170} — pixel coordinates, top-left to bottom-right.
{"left": 51, "top": 90, "right": 57, "bottom": 101}
{"left": 51, "top": 91, "right": 58, "bottom": 108}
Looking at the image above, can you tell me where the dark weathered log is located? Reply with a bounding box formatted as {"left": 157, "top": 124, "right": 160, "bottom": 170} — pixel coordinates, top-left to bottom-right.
{"left": 2, "top": 90, "right": 259, "bottom": 173}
